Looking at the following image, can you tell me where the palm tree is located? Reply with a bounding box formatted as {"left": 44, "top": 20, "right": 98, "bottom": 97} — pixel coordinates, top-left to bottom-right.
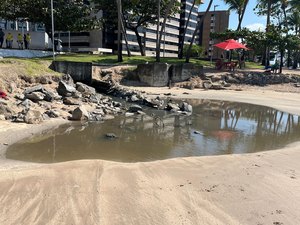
{"left": 224, "top": 0, "right": 249, "bottom": 31}
{"left": 256, "top": 0, "right": 280, "bottom": 67}
{"left": 185, "top": 0, "right": 214, "bottom": 63}
{"left": 288, "top": 10, "right": 300, "bottom": 35}
{"left": 156, "top": 0, "right": 176, "bottom": 62}
{"left": 178, "top": 0, "right": 202, "bottom": 59}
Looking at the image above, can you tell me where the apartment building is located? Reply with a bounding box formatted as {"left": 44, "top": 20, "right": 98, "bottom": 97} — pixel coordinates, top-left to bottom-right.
{"left": 0, "top": 1, "right": 202, "bottom": 57}
{"left": 198, "top": 10, "right": 230, "bottom": 59}
{"left": 0, "top": 19, "right": 49, "bottom": 49}
{"left": 104, "top": 0, "right": 201, "bottom": 57}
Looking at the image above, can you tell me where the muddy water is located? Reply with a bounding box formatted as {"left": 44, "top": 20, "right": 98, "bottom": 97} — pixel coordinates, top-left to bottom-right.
{"left": 6, "top": 100, "right": 300, "bottom": 163}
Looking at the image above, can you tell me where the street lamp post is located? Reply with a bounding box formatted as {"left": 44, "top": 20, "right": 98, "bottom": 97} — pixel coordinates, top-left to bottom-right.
{"left": 51, "top": 0, "right": 55, "bottom": 60}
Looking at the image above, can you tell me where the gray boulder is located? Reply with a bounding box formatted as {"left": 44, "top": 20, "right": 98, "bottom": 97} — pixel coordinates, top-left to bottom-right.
{"left": 45, "top": 110, "right": 60, "bottom": 118}
{"left": 105, "top": 133, "right": 118, "bottom": 139}
{"left": 76, "top": 82, "right": 96, "bottom": 95}
{"left": 63, "top": 97, "right": 81, "bottom": 105}
{"left": 24, "top": 109, "right": 43, "bottom": 124}
{"left": 25, "top": 92, "right": 45, "bottom": 102}
{"left": 43, "top": 88, "right": 61, "bottom": 102}
{"left": 166, "top": 103, "right": 180, "bottom": 111}
{"left": 62, "top": 74, "right": 75, "bottom": 86}
{"left": 57, "top": 81, "right": 76, "bottom": 97}
{"left": 72, "top": 106, "right": 89, "bottom": 120}
{"left": 180, "top": 102, "right": 193, "bottom": 113}
{"left": 18, "top": 99, "right": 34, "bottom": 108}
{"left": 129, "top": 104, "right": 143, "bottom": 112}
{"left": 24, "top": 85, "right": 44, "bottom": 95}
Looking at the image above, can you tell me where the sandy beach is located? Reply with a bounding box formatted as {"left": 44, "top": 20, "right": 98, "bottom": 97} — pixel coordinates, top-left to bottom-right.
{"left": 1, "top": 88, "right": 300, "bottom": 225}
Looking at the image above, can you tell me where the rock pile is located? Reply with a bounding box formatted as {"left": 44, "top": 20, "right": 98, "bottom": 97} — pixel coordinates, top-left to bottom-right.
{"left": 5, "top": 74, "right": 126, "bottom": 124}
{"left": 106, "top": 83, "right": 193, "bottom": 114}
{"left": 2, "top": 73, "right": 193, "bottom": 125}
{"left": 201, "top": 72, "right": 300, "bottom": 89}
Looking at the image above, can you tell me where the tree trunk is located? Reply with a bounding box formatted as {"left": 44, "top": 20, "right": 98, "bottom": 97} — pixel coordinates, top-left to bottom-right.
{"left": 156, "top": 0, "right": 176, "bottom": 62}
{"left": 117, "top": 0, "right": 123, "bottom": 62}
{"left": 186, "top": 0, "right": 214, "bottom": 63}
{"left": 178, "top": 0, "right": 196, "bottom": 59}
{"left": 279, "top": 49, "right": 284, "bottom": 73}
{"left": 237, "top": 0, "right": 249, "bottom": 31}
{"left": 134, "top": 29, "right": 145, "bottom": 56}
{"left": 121, "top": 13, "right": 131, "bottom": 57}
{"left": 265, "top": 0, "right": 271, "bottom": 68}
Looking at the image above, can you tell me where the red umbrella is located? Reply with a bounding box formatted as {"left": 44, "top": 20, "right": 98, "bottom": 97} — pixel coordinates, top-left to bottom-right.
{"left": 214, "top": 39, "right": 248, "bottom": 50}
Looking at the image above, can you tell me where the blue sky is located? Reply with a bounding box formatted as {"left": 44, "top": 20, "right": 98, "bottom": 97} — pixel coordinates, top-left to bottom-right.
{"left": 199, "top": 0, "right": 266, "bottom": 31}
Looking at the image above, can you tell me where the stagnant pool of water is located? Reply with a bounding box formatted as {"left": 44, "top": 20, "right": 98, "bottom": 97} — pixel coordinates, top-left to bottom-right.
{"left": 6, "top": 99, "right": 300, "bottom": 163}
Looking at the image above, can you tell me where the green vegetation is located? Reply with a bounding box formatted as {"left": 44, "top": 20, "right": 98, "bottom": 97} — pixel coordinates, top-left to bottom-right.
{"left": 245, "top": 61, "right": 264, "bottom": 69}
{"left": 0, "top": 58, "right": 60, "bottom": 77}
{"left": 52, "top": 54, "right": 212, "bottom": 67}
{"left": 183, "top": 44, "right": 204, "bottom": 58}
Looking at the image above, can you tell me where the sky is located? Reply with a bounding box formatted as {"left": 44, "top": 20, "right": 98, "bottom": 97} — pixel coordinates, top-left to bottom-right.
{"left": 199, "top": 0, "right": 267, "bottom": 31}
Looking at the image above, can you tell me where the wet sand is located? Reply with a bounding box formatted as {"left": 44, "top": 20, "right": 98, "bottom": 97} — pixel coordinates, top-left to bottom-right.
{"left": 0, "top": 89, "right": 300, "bottom": 225}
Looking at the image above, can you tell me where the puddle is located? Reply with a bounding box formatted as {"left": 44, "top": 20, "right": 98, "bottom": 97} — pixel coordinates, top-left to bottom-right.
{"left": 6, "top": 99, "right": 300, "bottom": 163}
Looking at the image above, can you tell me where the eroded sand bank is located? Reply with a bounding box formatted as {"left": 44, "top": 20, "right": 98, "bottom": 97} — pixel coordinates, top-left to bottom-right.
{"left": 0, "top": 89, "right": 300, "bottom": 225}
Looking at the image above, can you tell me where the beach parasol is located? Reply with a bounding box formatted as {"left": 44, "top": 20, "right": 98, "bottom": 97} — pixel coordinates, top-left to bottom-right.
{"left": 214, "top": 39, "right": 248, "bottom": 50}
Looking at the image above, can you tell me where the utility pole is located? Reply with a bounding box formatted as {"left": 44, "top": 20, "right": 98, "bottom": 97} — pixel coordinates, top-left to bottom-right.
{"left": 51, "top": 0, "right": 55, "bottom": 60}
{"left": 117, "top": 0, "right": 123, "bottom": 62}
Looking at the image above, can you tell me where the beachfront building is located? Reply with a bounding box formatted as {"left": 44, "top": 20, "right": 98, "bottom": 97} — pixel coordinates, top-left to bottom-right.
{"left": 0, "top": 19, "right": 50, "bottom": 50}
{"left": 198, "top": 10, "right": 230, "bottom": 59}
{"left": 101, "top": 0, "right": 202, "bottom": 57}
{"left": 0, "top": 0, "right": 203, "bottom": 56}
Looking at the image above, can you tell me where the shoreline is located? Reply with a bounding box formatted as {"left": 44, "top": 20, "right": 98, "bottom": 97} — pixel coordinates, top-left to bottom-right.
{"left": 1, "top": 88, "right": 300, "bottom": 224}
{"left": 0, "top": 118, "right": 69, "bottom": 169}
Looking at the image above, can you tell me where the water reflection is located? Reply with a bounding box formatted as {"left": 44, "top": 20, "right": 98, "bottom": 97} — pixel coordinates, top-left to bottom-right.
{"left": 6, "top": 100, "right": 300, "bottom": 163}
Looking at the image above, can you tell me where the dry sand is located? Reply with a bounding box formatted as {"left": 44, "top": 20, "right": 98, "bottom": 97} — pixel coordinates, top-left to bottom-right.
{"left": 0, "top": 88, "right": 300, "bottom": 225}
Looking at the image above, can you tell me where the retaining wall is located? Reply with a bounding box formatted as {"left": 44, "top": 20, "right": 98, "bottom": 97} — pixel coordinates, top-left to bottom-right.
{"left": 51, "top": 61, "right": 92, "bottom": 84}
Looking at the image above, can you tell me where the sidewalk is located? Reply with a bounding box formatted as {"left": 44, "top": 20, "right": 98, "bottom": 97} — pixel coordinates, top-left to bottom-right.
{"left": 0, "top": 48, "right": 53, "bottom": 58}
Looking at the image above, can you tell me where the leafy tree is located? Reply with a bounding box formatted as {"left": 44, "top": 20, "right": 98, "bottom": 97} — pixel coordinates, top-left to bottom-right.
{"left": 224, "top": 0, "right": 249, "bottom": 31}
{"left": 93, "top": 0, "right": 179, "bottom": 56}
{"left": 183, "top": 44, "right": 204, "bottom": 58}
{"left": 0, "top": 0, "right": 100, "bottom": 39}
{"left": 255, "top": 0, "right": 282, "bottom": 67}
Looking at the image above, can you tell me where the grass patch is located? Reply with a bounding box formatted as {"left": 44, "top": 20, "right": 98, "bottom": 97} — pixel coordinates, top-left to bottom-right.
{"left": 245, "top": 61, "right": 264, "bottom": 69}
{"left": 52, "top": 54, "right": 212, "bottom": 67}
{"left": 1, "top": 58, "right": 60, "bottom": 77}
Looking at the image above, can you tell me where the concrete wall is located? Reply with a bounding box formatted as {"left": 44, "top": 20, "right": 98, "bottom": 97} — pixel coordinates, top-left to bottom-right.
{"left": 171, "top": 64, "right": 203, "bottom": 82}
{"left": 137, "top": 63, "right": 203, "bottom": 87}
{"left": 136, "top": 63, "right": 170, "bottom": 87}
{"left": 51, "top": 61, "right": 92, "bottom": 84}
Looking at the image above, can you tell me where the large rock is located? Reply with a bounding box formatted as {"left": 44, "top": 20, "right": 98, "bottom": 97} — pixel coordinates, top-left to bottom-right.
{"left": 57, "top": 81, "right": 76, "bottom": 97}
{"left": 45, "top": 110, "right": 60, "bottom": 118}
{"left": 166, "top": 103, "right": 180, "bottom": 111}
{"left": 25, "top": 92, "right": 45, "bottom": 102}
{"left": 43, "top": 88, "right": 61, "bottom": 102}
{"left": 24, "top": 85, "right": 44, "bottom": 95}
{"left": 18, "top": 99, "right": 34, "bottom": 108}
{"left": 76, "top": 82, "right": 96, "bottom": 95}
{"left": 128, "top": 104, "right": 143, "bottom": 113}
{"left": 180, "top": 102, "right": 193, "bottom": 113}
{"left": 62, "top": 74, "right": 75, "bottom": 86}
{"left": 72, "top": 106, "right": 89, "bottom": 120}
{"left": 24, "top": 109, "right": 43, "bottom": 124}
{"left": 63, "top": 97, "right": 81, "bottom": 105}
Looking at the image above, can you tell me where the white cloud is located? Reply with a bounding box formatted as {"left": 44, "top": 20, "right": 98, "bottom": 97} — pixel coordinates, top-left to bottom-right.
{"left": 245, "top": 23, "right": 265, "bottom": 31}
